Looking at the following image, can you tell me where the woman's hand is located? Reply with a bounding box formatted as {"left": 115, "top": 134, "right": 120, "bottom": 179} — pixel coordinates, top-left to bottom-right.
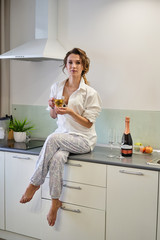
{"left": 55, "top": 106, "right": 73, "bottom": 115}
{"left": 48, "top": 97, "right": 55, "bottom": 109}
{"left": 49, "top": 97, "right": 57, "bottom": 119}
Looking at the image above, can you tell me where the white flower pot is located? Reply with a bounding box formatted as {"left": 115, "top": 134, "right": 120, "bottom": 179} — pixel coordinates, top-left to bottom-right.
{"left": 13, "top": 132, "right": 26, "bottom": 142}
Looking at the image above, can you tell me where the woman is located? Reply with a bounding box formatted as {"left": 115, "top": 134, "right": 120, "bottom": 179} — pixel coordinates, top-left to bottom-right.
{"left": 20, "top": 48, "right": 102, "bottom": 226}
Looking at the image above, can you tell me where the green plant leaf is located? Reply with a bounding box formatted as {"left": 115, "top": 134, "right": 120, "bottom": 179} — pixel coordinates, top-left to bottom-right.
{"left": 9, "top": 118, "right": 35, "bottom": 133}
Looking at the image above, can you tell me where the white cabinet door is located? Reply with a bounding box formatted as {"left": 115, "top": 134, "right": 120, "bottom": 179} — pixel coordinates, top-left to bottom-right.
{"left": 0, "top": 151, "right": 5, "bottom": 230}
{"left": 157, "top": 172, "right": 160, "bottom": 240}
{"left": 41, "top": 200, "right": 105, "bottom": 240}
{"left": 106, "top": 165, "right": 158, "bottom": 240}
{"left": 5, "top": 152, "right": 42, "bottom": 239}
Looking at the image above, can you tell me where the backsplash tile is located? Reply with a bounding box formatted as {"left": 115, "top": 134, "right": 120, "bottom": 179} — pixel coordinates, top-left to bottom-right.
{"left": 12, "top": 105, "right": 160, "bottom": 149}
{"left": 12, "top": 105, "right": 57, "bottom": 139}
{"left": 96, "top": 108, "right": 160, "bottom": 149}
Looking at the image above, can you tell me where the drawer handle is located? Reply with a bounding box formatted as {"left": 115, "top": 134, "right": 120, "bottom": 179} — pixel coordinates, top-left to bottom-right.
{"left": 12, "top": 156, "right": 31, "bottom": 160}
{"left": 119, "top": 169, "right": 144, "bottom": 176}
{"left": 63, "top": 184, "right": 82, "bottom": 190}
{"left": 67, "top": 163, "right": 82, "bottom": 167}
{"left": 61, "top": 206, "right": 81, "bottom": 213}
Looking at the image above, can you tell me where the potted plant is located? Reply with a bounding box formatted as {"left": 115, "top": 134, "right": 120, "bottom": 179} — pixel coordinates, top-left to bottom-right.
{"left": 9, "top": 118, "right": 34, "bottom": 142}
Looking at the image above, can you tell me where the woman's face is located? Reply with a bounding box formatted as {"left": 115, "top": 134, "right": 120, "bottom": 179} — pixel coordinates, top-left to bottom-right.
{"left": 66, "top": 54, "right": 84, "bottom": 78}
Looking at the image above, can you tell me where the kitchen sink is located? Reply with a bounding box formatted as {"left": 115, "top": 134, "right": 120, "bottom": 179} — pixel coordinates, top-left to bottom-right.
{"left": 147, "top": 159, "right": 160, "bottom": 166}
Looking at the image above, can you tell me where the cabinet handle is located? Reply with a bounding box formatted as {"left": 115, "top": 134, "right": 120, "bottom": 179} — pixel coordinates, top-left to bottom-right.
{"left": 12, "top": 156, "right": 31, "bottom": 160}
{"left": 63, "top": 184, "right": 82, "bottom": 190}
{"left": 67, "top": 163, "right": 82, "bottom": 167}
{"left": 61, "top": 206, "right": 81, "bottom": 213}
{"left": 119, "top": 169, "right": 144, "bottom": 176}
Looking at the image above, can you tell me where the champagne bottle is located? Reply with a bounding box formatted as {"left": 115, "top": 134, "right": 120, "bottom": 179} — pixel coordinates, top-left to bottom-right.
{"left": 121, "top": 116, "right": 133, "bottom": 157}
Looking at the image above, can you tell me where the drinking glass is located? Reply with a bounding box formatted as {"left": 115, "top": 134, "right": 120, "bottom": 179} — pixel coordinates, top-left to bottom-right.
{"left": 54, "top": 96, "right": 65, "bottom": 107}
{"left": 116, "top": 130, "right": 124, "bottom": 159}
{"left": 107, "top": 128, "right": 116, "bottom": 158}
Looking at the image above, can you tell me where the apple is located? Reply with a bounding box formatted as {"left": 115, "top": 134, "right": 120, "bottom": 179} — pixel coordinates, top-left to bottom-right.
{"left": 140, "top": 146, "right": 153, "bottom": 154}
{"left": 145, "top": 146, "right": 153, "bottom": 154}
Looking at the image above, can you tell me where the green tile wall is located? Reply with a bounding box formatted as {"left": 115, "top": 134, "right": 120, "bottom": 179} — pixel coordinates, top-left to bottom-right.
{"left": 96, "top": 109, "right": 160, "bottom": 149}
{"left": 12, "top": 105, "right": 57, "bottom": 139}
{"left": 12, "top": 104, "right": 160, "bottom": 149}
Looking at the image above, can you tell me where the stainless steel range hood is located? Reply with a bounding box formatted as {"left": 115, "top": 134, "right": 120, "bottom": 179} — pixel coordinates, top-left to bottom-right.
{"left": 0, "top": 0, "right": 66, "bottom": 61}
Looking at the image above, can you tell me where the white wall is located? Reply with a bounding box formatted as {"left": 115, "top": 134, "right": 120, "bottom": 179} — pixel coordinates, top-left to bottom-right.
{"left": 10, "top": 0, "right": 160, "bottom": 110}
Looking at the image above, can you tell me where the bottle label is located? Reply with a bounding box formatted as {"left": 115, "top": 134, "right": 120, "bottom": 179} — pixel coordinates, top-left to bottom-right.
{"left": 121, "top": 145, "right": 133, "bottom": 155}
{"left": 121, "top": 144, "right": 132, "bottom": 150}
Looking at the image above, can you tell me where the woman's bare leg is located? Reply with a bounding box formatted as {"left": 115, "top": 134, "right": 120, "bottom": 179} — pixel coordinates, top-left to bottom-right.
{"left": 47, "top": 199, "right": 62, "bottom": 226}
{"left": 20, "top": 184, "right": 40, "bottom": 203}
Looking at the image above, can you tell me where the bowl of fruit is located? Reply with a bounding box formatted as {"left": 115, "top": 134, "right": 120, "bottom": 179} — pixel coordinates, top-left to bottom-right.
{"left": 134, "top": 142, "right": 153, "bottom": 154}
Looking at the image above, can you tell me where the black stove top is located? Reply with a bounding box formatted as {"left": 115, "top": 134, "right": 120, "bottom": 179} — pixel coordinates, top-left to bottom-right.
{"left": 0, "top": 139, "right": 44, "bottom": 150}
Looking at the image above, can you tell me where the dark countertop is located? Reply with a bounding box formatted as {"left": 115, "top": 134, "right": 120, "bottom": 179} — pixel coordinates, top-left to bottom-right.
{"left": 1, "top": 143, "right": 160, "bottom": 171}
{"left": 69, "top": 146, "right": 160, "bottom": 171}
{"left": 0, "top": 145, "right": 42, "bottom": 155}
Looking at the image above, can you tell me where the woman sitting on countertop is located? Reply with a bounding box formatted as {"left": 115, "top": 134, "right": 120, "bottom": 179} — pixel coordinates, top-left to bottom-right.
{"left": 20, "top": 47, "right": 102, "bottom": 226}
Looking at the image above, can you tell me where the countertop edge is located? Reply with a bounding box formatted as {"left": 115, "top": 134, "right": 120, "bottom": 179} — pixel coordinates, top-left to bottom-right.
{"left": 1, "top": 146, "right": 160, "bottom": 171}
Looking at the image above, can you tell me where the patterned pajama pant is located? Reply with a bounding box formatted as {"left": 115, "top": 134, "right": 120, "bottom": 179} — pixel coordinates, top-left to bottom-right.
{"left": 30, "top": 132, "right": 91, "bottom": 199}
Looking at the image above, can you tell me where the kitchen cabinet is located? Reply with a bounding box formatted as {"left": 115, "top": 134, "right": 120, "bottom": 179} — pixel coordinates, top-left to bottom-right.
{"left": 106, "top": 165, "right": 158, "bottom": 240}
{"left": 41, "top": 160, "right": 106, "bottom": 240}
{"left": 1, "top": 147, "right": 160, "bottom": 240}
{"left": 0, "top": 151, "right": 5, "bottom": 230}
{"left": 157, "top": 172, "right": 160, "bottom": 240}
{"left": 5, "top": 152, "right": 42, "bottom": 239}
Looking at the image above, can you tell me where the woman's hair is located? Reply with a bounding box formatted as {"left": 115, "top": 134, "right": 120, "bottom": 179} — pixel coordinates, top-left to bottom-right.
{"left": 62, "top": 48, "right": 90, "bottom": 85}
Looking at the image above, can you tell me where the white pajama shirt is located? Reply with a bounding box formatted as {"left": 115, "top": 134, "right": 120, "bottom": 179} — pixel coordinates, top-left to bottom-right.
{"left": 31, "top": 79, "right": 102, "bottom": 198}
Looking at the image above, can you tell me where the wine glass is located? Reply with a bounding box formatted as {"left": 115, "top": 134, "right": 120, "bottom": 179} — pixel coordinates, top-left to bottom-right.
{"left": 116, "top": 130, "right": 124, "bottom": 159}
{"left": 107, "top": 128, "right": 116, "bottom": 158}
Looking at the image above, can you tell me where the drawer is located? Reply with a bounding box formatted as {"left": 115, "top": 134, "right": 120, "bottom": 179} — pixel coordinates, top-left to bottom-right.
{"left": 41, "top": 200, "right": 105, "bottom": 240}
{"left": 64, "top": 160, "right": 106, "bottom": 187}
{"left": 42, "top": 178, "right": 106, "bottom": 210}
{"left": 5, "top": 152, "right": 38, "bottom": 162}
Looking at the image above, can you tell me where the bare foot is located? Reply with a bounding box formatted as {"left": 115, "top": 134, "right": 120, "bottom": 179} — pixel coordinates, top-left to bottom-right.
{"left": 47, "top": 199, "right": 62, "bottom": 226}
{"left": 20, "top": 184, "right": 40, "bottom": 203}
